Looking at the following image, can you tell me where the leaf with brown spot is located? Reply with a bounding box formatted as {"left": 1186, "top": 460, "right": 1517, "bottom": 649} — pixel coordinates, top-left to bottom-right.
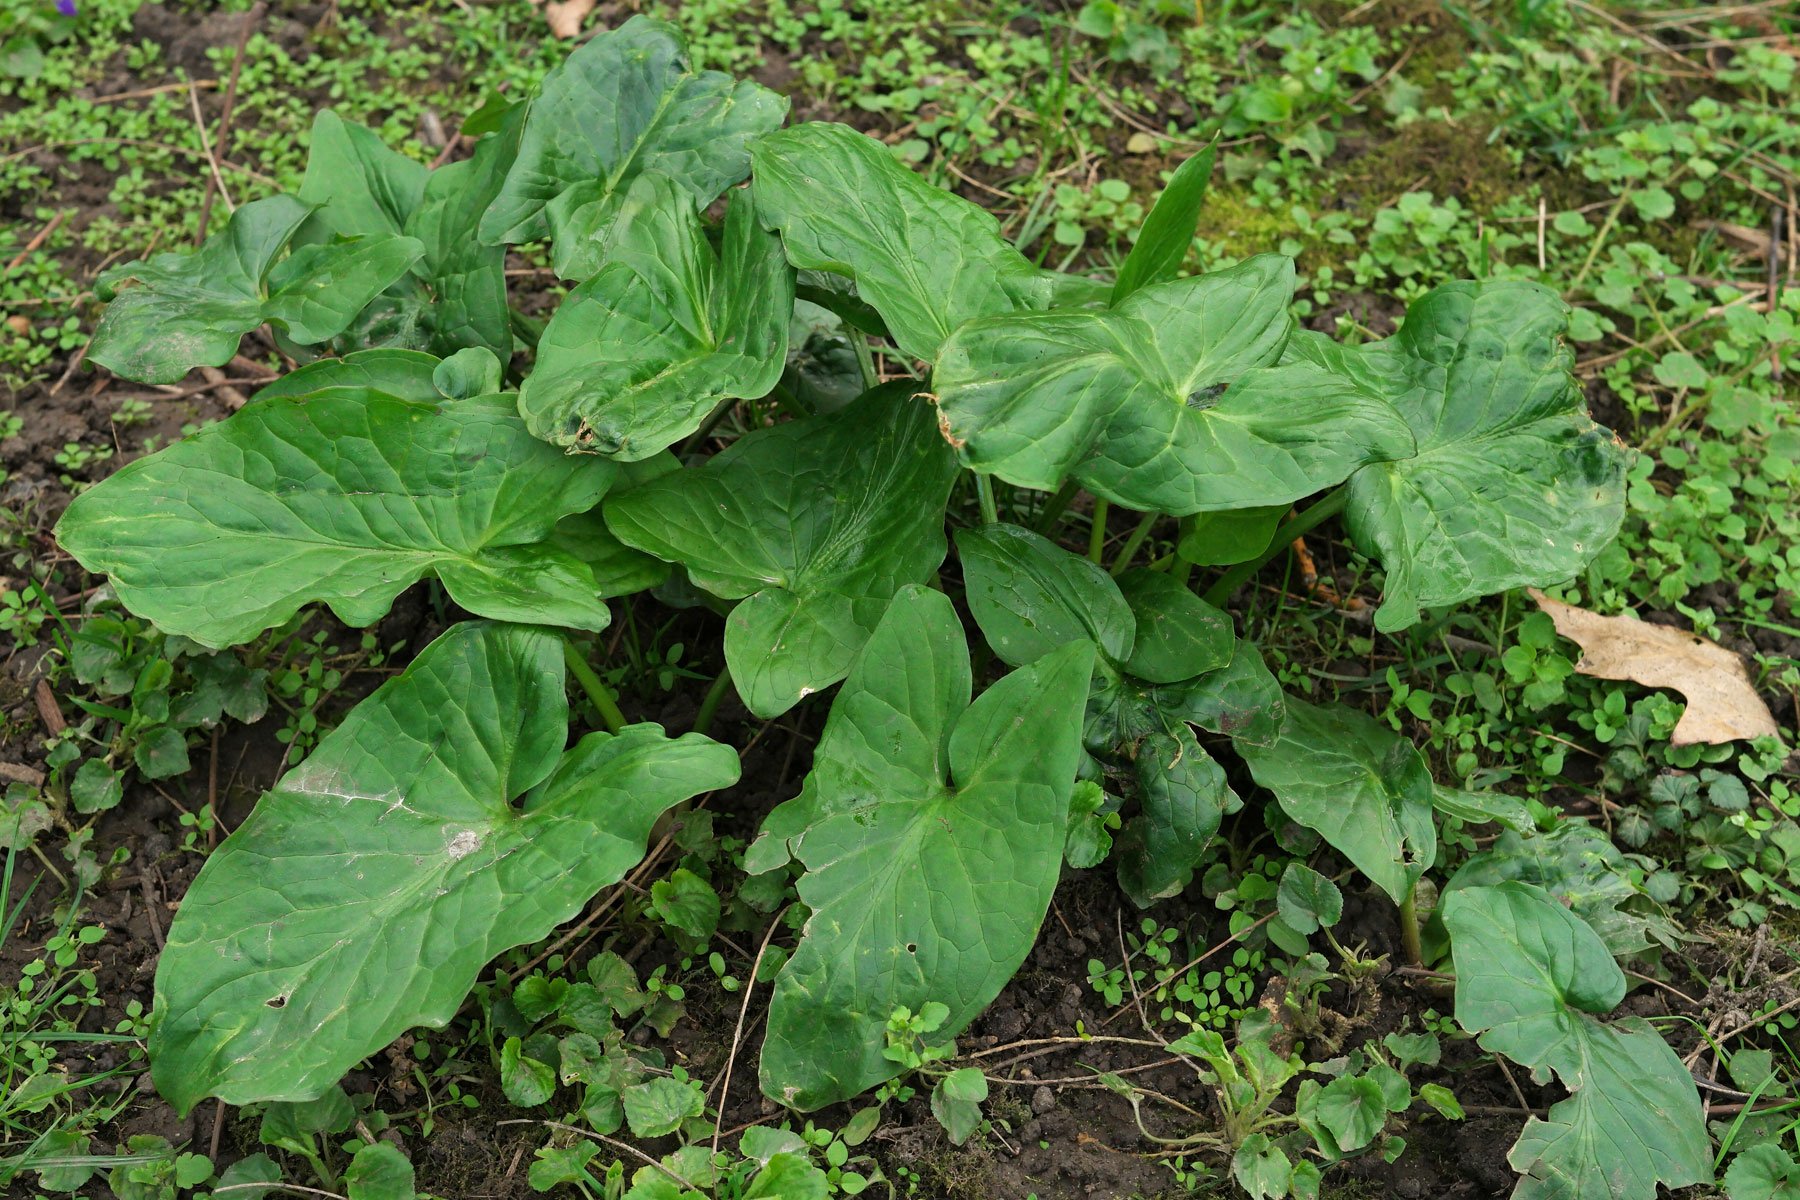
{"left": 1529, "top": 590, "right": 1782, "bottom": 745}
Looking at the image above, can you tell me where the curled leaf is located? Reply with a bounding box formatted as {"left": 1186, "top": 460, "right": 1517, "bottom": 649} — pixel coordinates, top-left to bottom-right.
{"left": 478, "top": 16, "right": 786, "bottom": 275}
{"left": 518, "top": 176, "right": 791, "bottom": 459}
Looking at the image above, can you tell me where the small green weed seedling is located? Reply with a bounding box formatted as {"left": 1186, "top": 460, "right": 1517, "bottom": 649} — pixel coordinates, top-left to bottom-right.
{"left": 51, "top": 16, "right": 1720, "bottom": 1199}
{"left": 0, "top": 849, "right": 152, "bottom": 1196}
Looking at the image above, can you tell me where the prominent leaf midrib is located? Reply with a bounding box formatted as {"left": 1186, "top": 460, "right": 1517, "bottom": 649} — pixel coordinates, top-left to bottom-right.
{"left": 595, "top": 69, "right": 688, "bottom": 208}
{"left": 814, "top": 184, "right": 953, "bottom": 352}
{"left": 764, "top": 140, "right": 1031, "bottom": 357}
{"left": 802, "top": 432, "right": 939, "bottom": 586}
{"left": 80, "top": 410, "right": 570, "bottom": 559}
{"left": 804, "top": 796, "right": 940, "bottom": 1021}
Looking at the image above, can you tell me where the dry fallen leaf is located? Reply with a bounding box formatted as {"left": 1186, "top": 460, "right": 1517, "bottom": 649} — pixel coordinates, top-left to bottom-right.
{"left": 543, "top": 0, "right": 597, "bottom": 38}
{"left": 1529, "top": 589, "right": 1783, "bottom": 746}
{"left": 0, "top": 762, "right": 45, "bottom": 788}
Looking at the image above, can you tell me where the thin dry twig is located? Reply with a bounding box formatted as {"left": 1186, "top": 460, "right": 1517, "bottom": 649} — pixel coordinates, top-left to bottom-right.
{"left": 34, "top": 679, "right": 65, "bottom": 736}
{"left": 1494, "top": 1054, "right": 1534, "bottom": 1116}
{"left": 0, "top": 138, "right": 278, "bottom": 185}
{"left": 90, "top": 79, "right": 219, "bottom": 104}
{"left": 7, "top": 210, "right": 67, "bottom": 270}
{"left": 496, "top": 1120, "right": 699, "bottom": 1190}
{"left": 710, "top": 911, "right": 786, "bottom": 1155}
{"left": 140, "top": 871, "right": 166, "bottom": 951}
{"left": 195, "top": 2, "right": 267, "bottom": 242}
{"left": 187, "top": 84, "right": 235, "bottom": 235}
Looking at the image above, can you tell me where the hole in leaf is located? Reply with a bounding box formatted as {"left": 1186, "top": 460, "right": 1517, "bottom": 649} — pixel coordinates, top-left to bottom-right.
{"left": 1184, "top": 383, "right": 1228, "bottom": 410}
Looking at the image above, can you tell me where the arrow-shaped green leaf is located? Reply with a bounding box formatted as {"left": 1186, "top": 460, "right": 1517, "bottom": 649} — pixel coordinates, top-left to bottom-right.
{"left": 755, "top": 586, "right": 1094, "bottom": 1109}
{"left": 1441, "top": 882, "right": 1710, "bottom": 1200}
{"left": 58, "top": 392, "right": 618, "bottom": 647}
{"left": 605, "top": 384, "right": 958, "bottom": 716}
{"left": 149, "top": 622, "right": 740, "bottom": 1112}
{"left": 87, "top": 194, "right": 422, "bottom": 384}
{"left": 1235, "top": 698, "right": 1436, "bottom": 905}
{"left": 750, "top": 122, "right": 1106, "bottom": 363}
{"left": 477, "top": 15, "right": 786, "bottom": 276}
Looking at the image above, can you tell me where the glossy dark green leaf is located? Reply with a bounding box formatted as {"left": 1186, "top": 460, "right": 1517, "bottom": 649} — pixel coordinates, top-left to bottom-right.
{"left": 750, "top": 122, "right": 1106, "bottom": 362}
{"left": 298, "top": 111, "right": 428, "bottom": 242}
{"left": 936, "top": 255, "right": 1415, "bottom": 513}
{"left": 956, "top": 522, "right": 1134, "bottom": 667}
{"left": 1177, "top": 504, "right": 1288, "bottom": 567}
{"left": 605, "top": 384, "right": 958, "bottom": 717}
{"left": 478, "top": 16, "right": 786, "bottom": 271}
{"left": 291, "top": 108, "right": 519, "bottom": 361}
{"left": 518, "top": 177, "right": 791, "bottom": 458}
{"left": 87, "top": 195, "right": 422, "bottom": 383}
{"left": 263, "top": 236, "right": 429, "bottom": 345}
{"left": 1236, "top": 698, "right": 1436, "bottom": 904}
{"left": 1115, "top": 725, "right": 1236, "bottom": 906}
{"left": 149, "top": 622, "right": 740, "bottom": 1111}
{"left": 1286, "top": 281, "right": 1628, "bottom": 632}
{"left": 250, "top": 349, "right": 443, "bottom": 403}
{"left": 1441, "top": 882, "right": 1710, "bottom": 1200}
{"left": 58, "top": 392, "right": 618, "bottom": 647}
{"left": 1117, "top": 570, "right": 1233, "bottom": 684}
{"left": 406, "top": 107, "right": 521, "bottom": 360}
{"left": 783, "top": 298, "right": 866, "bottom": 414}
{"left": 1111, "top": 142, "right": 1215, "bottom": 303}
{"left": 755, "top": 587, "right": 1094, "bottom": 1109}
{"left": 1434, "top": 823, "right": 1679, "bottom": 958}
{"left": 1149, "top": 640, "right": 1286, "bottom": 747}
{"left": 548, "top": 510, "right": 670, "bottom": 598}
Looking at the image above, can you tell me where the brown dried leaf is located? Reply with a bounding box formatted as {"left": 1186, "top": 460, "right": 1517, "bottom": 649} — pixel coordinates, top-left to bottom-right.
{"left": 1529, "top": 589, "right": 1782, "bottom": 746}
{"left": 0, "top": 762, "right": 45, "bottom": 788}
{"left": 543, "top": 0, "right": 597, "bottom": 38}
{"left": 33, "top": 678, "right": 65, "bottom": 737}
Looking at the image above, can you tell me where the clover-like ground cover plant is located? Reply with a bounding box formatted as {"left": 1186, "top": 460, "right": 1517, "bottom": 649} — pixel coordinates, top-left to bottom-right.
{"left": 55, "top": 16, "right": 1711, "bottom": 1199}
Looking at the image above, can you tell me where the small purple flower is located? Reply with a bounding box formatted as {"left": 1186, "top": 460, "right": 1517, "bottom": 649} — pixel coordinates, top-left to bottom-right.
{"left": 55, "top": 0, "right": 78, "bottom": 16}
